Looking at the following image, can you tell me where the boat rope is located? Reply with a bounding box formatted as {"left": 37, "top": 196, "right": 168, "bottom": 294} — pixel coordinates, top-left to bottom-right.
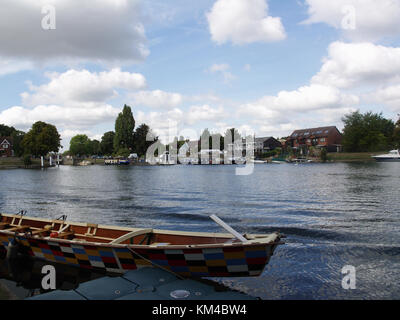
{"left": 126, "top": 247, "right": 185, "bottom": 280}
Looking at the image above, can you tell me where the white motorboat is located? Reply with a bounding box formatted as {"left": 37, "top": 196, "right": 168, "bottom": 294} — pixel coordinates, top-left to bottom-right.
{"left": 372, "top": 150, "right": 400, "bottom": 162}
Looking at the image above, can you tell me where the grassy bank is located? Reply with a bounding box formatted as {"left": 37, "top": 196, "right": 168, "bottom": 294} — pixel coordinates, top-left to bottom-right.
{"left": 327, "top": 152, "right": 381, "bottom": 162}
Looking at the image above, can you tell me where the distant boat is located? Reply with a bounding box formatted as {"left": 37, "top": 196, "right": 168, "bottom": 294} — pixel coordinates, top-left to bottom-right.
{"left": 104, "top": 159, "right": 130, "bottom": 165}
{"left": 372, "top": 150, "right": 400, "bottom": 162}
{"left": 0, "top": 213, "right": 283, "bottom": 278}
{"left": 77, "top": 160, "right": 92, "bottom": 166}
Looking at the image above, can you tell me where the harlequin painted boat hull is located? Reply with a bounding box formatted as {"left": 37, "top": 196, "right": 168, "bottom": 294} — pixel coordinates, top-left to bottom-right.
{"left": 0, "top": 213, "right": 282, "bottom": 277}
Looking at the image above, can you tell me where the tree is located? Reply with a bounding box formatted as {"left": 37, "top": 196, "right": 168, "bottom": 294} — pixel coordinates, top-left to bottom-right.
{"left": 69, "top": 134, "right": 91, "bottom": 157}
{"left": 100, "top": 131, "right": 115, "bottom": 155}
{"left": 0, "top": 124, "right": 25, "bottom": 157}
{"left": 89, "top": 139, "right": 101, "bottom": 155}
{"left": 22, "top": 121, "right": 61, "bottom": 157}
{"left": 342, "top": 111, "right": 395, "bottom": 152}
{"left": 114, "top": 105, "right": 135, "bottom": 153}
{"left": 393, "top": 117, "right": 400, "bottom": 148}
{"left": 133, "top": 124, "right": 157, "bottom": 157}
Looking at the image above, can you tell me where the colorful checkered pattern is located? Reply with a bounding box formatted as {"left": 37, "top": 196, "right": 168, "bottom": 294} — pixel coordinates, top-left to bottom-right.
{"left": 0, "top": 233, "right": 276, "bottom": 277}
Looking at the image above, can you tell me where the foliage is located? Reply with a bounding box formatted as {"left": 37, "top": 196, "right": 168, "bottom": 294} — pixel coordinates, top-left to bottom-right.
{"left": 89, "top": 139, "right": 101, "bottom": 155}
{"left": 262, "top": 151, "right": 275, "bottom": 158}
{"left": 133, "top": 124, "right": 157, "bottom": 157}
{"left": 320, "top": 148, "right": 327, "bottom": 162}
{"left": 0, "top": 124, "right": 26, "bottom": 156}
{"left": 393, "top": 118, "right": 400, "bottom": 148}
{"left": 342, "top": 111, "right": 395, "bottom": 152}
{"left": 23, "top": 155, "right": 32, "bottom": 166}
{"left": 100, "top": 131, "right": 115, "bottom": 155}
{"left": 115, "top": 147, "right": 130, "bottom": 158}
{"left": 114, "top": 105, "right": 135, "bottom": 152}
{"left": 69, "top": 134, "right": 91, "bottom": 157}
{"left": 21, "top": 121, "right": 61, "bottom": 157}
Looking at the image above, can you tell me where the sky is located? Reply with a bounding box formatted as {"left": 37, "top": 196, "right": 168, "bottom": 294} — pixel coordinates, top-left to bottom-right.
{"left": 1, "top": 0, "right": 400, "bottom": 151}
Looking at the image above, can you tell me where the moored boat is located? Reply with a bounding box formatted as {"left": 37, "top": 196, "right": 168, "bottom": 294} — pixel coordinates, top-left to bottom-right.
{"left": 372, "top": 150, "right": 400, "bottom": 162}
{"left": 0, "top": 213, "right": 282, "bottom": 278}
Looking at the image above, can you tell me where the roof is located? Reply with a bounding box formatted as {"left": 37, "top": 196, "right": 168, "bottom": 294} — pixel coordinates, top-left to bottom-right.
{"left": 254, "top": 137, "right": 274, "bottom": 143}
{"left": 289, "top": 126, "right": 340, "bottom": 139}
{"left": 0, "top": 137, "right": 12, "bottom": 146}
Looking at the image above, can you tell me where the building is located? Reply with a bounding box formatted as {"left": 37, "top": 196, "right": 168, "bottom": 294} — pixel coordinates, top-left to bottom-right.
{"left": 286, "top": 126, "right": 343, "bottom": 153}
{"left": 0, "top": 137, "right": 14, "bottom": 157}
{"left": 227, "top": 136, "right": 282, "bottom": 158}
{"left": 254, "top": 137, "right": 282, "bottom": 155}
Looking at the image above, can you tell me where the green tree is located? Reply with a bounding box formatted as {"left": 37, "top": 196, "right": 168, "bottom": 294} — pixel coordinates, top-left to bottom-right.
{"left": 0, "top": 124, "right": 26, "bottom": 157}
{"left": 89, "top": 139, "right": 101, "bottom": 155}
{"left": 69, "top": 134, "right": 91, "bottom": 157}
{"left": 393, "top": 117, "right": 400, "bottom": 148}
{"left": 342, "top": 111, "right": 395, "bottom": 152}
{"left": 133, "top": 124, "right": 157, "bottom": 157}
{"left": 100, "top": 131, "right": 115, "bottom": 155}
{"left": 114, "top": 105, "right": 135, "bottom": 153}
{"left": 22, "top": 121, "right": 61, "bottom": 157}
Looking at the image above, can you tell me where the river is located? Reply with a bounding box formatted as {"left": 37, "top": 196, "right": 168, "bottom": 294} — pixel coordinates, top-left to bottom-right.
{"left": 0, "top": 162, "right": 399, "bottom": 299}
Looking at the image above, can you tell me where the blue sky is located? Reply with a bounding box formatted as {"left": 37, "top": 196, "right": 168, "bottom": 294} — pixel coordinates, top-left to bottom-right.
{"left": 1, "top": 0, "right": 400, "bottom": 150}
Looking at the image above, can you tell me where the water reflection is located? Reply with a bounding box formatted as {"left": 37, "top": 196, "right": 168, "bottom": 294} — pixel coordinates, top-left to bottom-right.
{"left": 0, "top": 255, "right": 106, "bottom": 299}
{"left": 1, "top": 163, "right": 400, "bottom": 299}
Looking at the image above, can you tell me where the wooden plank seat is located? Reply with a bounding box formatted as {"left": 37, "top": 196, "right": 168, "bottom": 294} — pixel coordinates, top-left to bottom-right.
{"left": 0, "top": 222, "right": 10, "bottom": 230}
{"left": 110, "top": 229, "right": 153, "bottom": 244}
{"left": 6, "top": 225, "right": 30, "bottom": 232}
{"left": 30, "top": 228, "right": 51, "bottom": 236}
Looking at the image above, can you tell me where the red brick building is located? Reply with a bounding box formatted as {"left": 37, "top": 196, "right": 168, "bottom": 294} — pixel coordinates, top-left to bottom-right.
{"left": 287, "top": 126, "right": 343, "bottom": 153}
{"left": 0, "top": 137, "right": 14, "bottom": 157}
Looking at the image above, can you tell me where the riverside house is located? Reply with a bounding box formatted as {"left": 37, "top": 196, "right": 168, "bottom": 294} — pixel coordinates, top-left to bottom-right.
{"left": 0, "top": 137, "right": 13, "bottom": 157}
{"left": 287, "top": 126, "right": 343, "bottom": 153}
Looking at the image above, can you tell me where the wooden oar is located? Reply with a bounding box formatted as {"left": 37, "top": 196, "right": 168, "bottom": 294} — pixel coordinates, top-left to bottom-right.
{"left": 210, "top": 215, "right": 248, "bottom": 242}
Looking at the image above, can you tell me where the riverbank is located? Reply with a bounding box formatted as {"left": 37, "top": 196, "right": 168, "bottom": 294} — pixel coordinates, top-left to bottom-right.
{"left": 0, "top": 157, "right": 55, "bottom": 169}
{"left": 327, "top": 152, "right": 381, "bottom": 162}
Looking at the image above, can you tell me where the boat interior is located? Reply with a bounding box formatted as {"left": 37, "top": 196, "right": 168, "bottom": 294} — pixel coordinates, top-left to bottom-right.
{"left": 0, "top": 213, "right": 255, "bottom": 247}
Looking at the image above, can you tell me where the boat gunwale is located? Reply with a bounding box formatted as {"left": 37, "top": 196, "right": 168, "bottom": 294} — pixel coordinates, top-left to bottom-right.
{"left": 0, "top": 213, "right": 281, "bottom": 250}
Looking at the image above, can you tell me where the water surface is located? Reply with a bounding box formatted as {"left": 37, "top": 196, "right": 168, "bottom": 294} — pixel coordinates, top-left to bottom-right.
{"left": 0, "top": 163, "right": 399, "bottom": 299}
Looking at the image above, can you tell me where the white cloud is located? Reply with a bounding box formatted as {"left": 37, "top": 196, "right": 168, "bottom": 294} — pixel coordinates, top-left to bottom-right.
{"left": 0, "top": 59, "right": 33, "bottom": 76}
{"left": 208, "top": 63, "right": 236, "bottom": 84}
{"left": 241, "top": 84, "right": 359, "bottom": 116}
{"left": 0, "top": 0, "right": 148, "bottom": 69}
{"left": 186, "top": 105, "right": 225, "bottom": 125}
{"left": 129, "top": 90, "right": 183, "bottom": 109}
{"left": 206, "top": 0, "right": 286, "bottom": 45}
{"left": 312, "top": 42, "right": 400, "bottom": 89}
{"left": 237, "top": 84, "right": 359, "bottom": 136}
{"left": 302, "top": 0, "right": 400, "bottom": 41}
{"left": 369, "top": 84, "right": 400, "bottom": 112}
{"left": 0, "top": 104, "right": 120, "bottom": 131}
{"left": 22, "top": 68, "right": 146, "bottom": 106}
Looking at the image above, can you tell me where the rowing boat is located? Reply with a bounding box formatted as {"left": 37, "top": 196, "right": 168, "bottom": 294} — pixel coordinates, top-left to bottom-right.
{"left": 0, "top": 212, "right": 283, "bottom": 278}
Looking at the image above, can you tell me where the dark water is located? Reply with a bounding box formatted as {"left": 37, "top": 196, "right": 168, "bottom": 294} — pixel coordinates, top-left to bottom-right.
{"left": 0, "top": 163, "right": 399, "bottom": 299}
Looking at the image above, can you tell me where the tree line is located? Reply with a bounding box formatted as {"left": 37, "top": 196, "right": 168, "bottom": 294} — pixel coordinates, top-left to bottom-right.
{"left": 342, "top": 111, "right": 400, "bottom": 152}
{"left": 67, "top": 105, "right": 158, "bottom": 158}
{"left": 2, "top": 108, "right": 400, "bottom": 160}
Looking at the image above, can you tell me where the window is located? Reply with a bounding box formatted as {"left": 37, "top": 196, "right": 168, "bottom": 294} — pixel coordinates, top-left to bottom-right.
{"left": 320, "top": 138, "right": 326, "bottom": 143}
{"left": 2, "top": 144, "right": 8, "bottom": 149}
